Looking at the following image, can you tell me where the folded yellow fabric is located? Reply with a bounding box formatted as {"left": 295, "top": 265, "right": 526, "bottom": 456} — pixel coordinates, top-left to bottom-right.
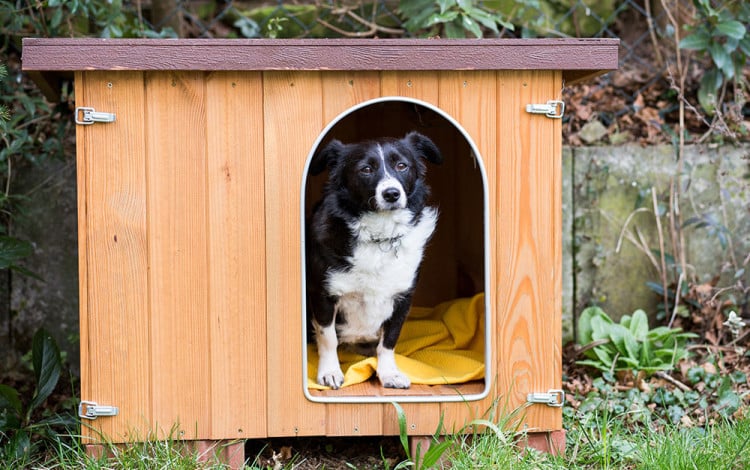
{"left": 307, "top": 293, "right": 485, "bottom": 389}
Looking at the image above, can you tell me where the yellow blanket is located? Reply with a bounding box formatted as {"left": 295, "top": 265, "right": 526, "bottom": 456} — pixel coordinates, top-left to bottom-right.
{"left": 307, "top": 293, "right": 485, "bottom": 389}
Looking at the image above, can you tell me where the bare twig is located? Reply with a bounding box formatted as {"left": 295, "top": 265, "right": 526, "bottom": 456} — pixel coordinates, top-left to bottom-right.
{"left": 318, "top": 2, "right": 404, "bottom": 37}
{"left": 615, "top": 207, "right": 652, "bottom": 253}
{"left": 668, "top": 270, "right": 685, "bottom": 329}
{"left": 654, "top": 371, "right": 692, "bottom": 392}
{"left": 653, "top": 187, "right": 671, "bottom": 314}
{"left": 609, "top": 208, "right": 661, "bottom": 273}
{"left": 660, "top": 0, "right": 690, "bottom": 295}
{"left": 644, "top": 0, "right": 664, "bottom": 68}
{"left": 316, "top": 18, "right": 376, "bottom": 37}
{"left": 346, "top": 10, "right": 404, "bottom": 35}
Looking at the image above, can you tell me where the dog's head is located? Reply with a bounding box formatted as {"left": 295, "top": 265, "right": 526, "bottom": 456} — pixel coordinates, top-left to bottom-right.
{"left": 310, "top": 132, "right": 442, "bottom": 213}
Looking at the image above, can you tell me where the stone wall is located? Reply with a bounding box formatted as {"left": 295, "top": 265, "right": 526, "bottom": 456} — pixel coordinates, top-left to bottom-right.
{"left": 2, "top": 144, "right": 748, "bottom": 367}
{"left": 564, "top": 144, "right": 750, "bottom": 341}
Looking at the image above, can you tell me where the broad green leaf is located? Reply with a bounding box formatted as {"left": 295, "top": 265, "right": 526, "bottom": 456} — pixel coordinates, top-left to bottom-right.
{"left": 400, "top": 0, "right": 439, "bottom": 15}
{"left": 577, "top": 306, "right": 611, "bottom": 345}
{"left": 679, "top": 30, "right": 711, "bottom": 50}
{"left": 607, "top": 324, "right": 631, "bottom": 356}
{"left": 590, "top": 315, "right": 612, "bottom": 341}
{"left": 686, "top": 366, "right": 706, "bottom": 384}
{"left": 640, "top": 336, "right": 652, "bottom": 364}
{"left": 28, "top": 329, "right": 62, "bottom": 414}
{"left": 400, "top": 0, "right": 437, "bottom": 31}
{"left": 592, "top": 345, "right": 614, "bottom": 368}
{"left": 629, "top": 309, "right": 650, "bottom": 340}
{"left": 739, "top": 36, "right": 750, "bottom": 56}
{"left": 426, "top": 10, "right": 460, "bottom": 27}
{"left": 0, "top": 384, "right": 22, "bottom": 414}
{"left": 422, "top": 440, "right": 453, "bottom": 468}
{"left": 716, "top": 377, "right": 741, "bottom": 416}
{"left": 466, "top": 8, "right": 500, "bottom": 33}
{"left": 647, "top": 326, "right": 681, "bottom": 342}
{"left": 10, "top": 429, "right": 31, "bottom": 459}
{"left": 623, "top": 328, "right": 640, "bottom": 361}
{"left": 0, "top": 236, "right": 33, "bottom": 269}
{"left": 619, "top": 357, "right": 641, "bottom": 368}
{"left": 715, "top": 20, "right": 746, "bottom": 40}
{"left": 391, "top": 402, "right": 410, "bottom": 458}
{"left": 461, "top": 13, "right": 483, "bottom": 38}
{"left": 444, "top": 19, "right": 465, "bottom": 38}
{"left": 438, "top": 0, "right": 456, "bottom": 14}
{"left": 709, "top": 42, "right": 734, "bottom": 79}
{"left": 576, "top": 359, "right": 609, "bottom": 372}
{"left": 698, "top": 68, "right": 723, "bottom": 114}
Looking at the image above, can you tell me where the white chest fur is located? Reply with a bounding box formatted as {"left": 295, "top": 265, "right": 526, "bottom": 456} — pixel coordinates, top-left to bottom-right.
{"left": 325, "top": 207, "right": 437, "bottom": 344}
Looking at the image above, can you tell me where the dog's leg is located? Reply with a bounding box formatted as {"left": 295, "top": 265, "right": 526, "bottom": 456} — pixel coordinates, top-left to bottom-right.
{"left": 312, "top": 297, "right": 345, "bottom": 389}
{"left": 376, "top": 296, "right": 412, "bottom": 389}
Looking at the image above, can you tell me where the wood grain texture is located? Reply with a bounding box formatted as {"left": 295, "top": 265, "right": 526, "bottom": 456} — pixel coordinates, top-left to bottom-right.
{"left": 22, "top": 39, "right": 619, "bottom": 82}
{"left": 435, "top": 70, "right": 498, "bottom": 431}
{"left": 144, "top": 71, "right": 211, "bottom": 439}
{"left": 77, "top": 71, "right": 151, "bottom": 441}
{"left": 319, "top": 71, "right": 385, "bottom": 436}
{"left": 495, "top": 70, "right": 563, "bottom": 431}
{"left": 205, "top": 72, "right": 267, "bottom": 439}
{"left": 74, "top": 65, "right": 568, "bottom": 442}
{"left": 263, "top": 71, "right": 327, "bottom": 437}
{"left": 379, "top": 72, "right": 442, "bottom": 435}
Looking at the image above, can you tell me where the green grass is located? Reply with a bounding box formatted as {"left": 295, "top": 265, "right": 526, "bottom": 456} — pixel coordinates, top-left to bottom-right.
{"left": 4, "top": 412, "right": 749, "bottom": 469}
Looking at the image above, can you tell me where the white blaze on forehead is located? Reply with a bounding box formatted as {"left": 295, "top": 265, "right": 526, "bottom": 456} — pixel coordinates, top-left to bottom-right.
{"left": 377, "top": 144, "right": 393, "bottom": 178}
{"left": 374, "top": 143, "right": 406, "bottom": 209}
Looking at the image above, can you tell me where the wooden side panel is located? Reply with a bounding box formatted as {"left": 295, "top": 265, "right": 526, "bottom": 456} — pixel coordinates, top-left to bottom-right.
{"left": 495, "top": 70, "right": 563, "bottom": 431}
{"left": 264, "top": 71, "right": 327, "bottom": 436}
{"left": 77, "top": 71, "right": 151, "bottom": 441}
{"left": 205, "top": 72, "right": 267, "bottom": 438}
{"left": 436, "top": 71, "right": 498, "bottom": 431}
{"left": 318, "top": 72, "right": 385, "bottom": 436}
{"left": 144, "top": 71, "right": 211, "bottom": 438}
{"left": 379, "top": 72, "right": 442, "bottom": 436}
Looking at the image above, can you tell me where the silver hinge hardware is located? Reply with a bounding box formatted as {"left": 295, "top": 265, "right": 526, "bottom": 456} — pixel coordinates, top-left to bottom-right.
{"left": 526, "top": 100, "right": 565, "bottom": 119}
{"left": 78, "top": 400, "right": 119, "bottom": 420}
{"left": 74, "top": 107, "right": 116, "bottom": 125}
{"left": 527, "top": 389, "right": 565, "bottom": 407}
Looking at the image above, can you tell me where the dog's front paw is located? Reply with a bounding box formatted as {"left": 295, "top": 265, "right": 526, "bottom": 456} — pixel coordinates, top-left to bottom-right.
{"left": 317, "top": 367, "right": 345, "bottom": 389}
{"left": 378, "top": 370, "right": 411, "bottom": 389}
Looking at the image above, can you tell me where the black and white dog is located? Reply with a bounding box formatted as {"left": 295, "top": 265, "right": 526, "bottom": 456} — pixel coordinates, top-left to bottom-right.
{"left": 306, "top": 132, "right": 442, "bottom": 389}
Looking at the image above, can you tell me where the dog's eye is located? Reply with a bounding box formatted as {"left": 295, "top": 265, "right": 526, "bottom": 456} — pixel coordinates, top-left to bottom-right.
{"left": 395, "top": 162, "right": 408, "bottom": 172}
{"left": 360, "top": 166, "right": 373, "bottom": 175}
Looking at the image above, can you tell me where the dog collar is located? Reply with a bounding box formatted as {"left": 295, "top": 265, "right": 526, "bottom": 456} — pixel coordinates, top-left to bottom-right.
{"left": 369, "top": 234, "right": 403, "bottom": 253}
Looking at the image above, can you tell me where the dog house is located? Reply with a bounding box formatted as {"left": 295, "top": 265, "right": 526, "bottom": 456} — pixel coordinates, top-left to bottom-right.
{"left": 22, "top": 38, "right": 618, "bottom": 463}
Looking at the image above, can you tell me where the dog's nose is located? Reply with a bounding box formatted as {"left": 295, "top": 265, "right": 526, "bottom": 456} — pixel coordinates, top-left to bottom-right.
{"left": 382, "top": 188, "right": 401, "bottom": 203}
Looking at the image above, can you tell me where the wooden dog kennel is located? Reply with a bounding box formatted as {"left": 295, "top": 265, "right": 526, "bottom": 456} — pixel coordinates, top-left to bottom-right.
{"left": 22, "top": 38, "right": 618, "bottom": 461}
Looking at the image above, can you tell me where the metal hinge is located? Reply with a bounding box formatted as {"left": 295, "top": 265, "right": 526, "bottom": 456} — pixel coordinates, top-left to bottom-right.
{"left": 78, "top": 400, "right": 119, "bottom": 420}
{"left": 527, "top": 389, "right": 565, "bottom": 407}
{"left": 74, "top": 107, "right": 116, "bottom": 125}
{"left": 526, "top": 100, "right": 565, "bottom": 119}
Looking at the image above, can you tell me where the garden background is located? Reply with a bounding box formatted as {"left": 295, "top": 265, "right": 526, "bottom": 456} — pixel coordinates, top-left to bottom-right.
{"left": 1, "top": 0, "right": 749, "bottom": 468}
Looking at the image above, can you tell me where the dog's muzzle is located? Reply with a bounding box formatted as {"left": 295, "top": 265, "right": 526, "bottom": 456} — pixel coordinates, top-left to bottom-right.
{"left": 375, "top": 184, "right": 406, "bottom": 210}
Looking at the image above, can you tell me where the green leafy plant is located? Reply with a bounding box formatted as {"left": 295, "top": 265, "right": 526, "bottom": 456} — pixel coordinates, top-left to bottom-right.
{"left": 0, "top": 329, "right": 67, "bottom": 462}
{"left": 391, "top": 402, "right": 452, "bottom": 470}
{"left": 678, "top": 0, "right": 749, "bottom": 117}
{"left": 576, "top": 307, "right": 696, "bottom": 375}
{"left": 399, "top": 0, "right": 513, "bottom": 38}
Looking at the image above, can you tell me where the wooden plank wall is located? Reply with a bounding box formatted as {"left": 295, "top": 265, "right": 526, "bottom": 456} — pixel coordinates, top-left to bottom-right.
{"left": 76, "top": 68, "right": 562, "bottom": 441}
{"left": 76, "top": 71, "right": 267, "bottom": 441}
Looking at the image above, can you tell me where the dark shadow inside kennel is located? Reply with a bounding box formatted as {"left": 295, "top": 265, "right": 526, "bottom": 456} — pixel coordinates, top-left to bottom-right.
{"left": 303, "top": 99, "right": 489, "bottom": 401}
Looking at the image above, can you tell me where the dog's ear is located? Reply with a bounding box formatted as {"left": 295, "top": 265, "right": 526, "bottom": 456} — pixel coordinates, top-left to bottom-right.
{"left": 310, "top": 139, "right": 344, "bottom": 175}
{"left": 405, "top": 132, "right": 443, "bottom": 165}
